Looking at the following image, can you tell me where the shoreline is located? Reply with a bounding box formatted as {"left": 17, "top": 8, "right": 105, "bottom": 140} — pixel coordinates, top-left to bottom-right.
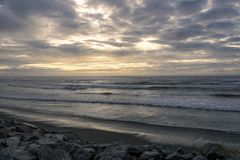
{"left": 0, "top": 118, "right": 239, "bottom": 160}
{"left": 0, "top": 109, "right": 240, "bottom": 151}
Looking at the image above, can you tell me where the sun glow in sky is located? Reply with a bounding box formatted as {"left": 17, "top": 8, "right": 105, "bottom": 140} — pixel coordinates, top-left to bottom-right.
{"left": 0, "top": 0, "right": 240, "bottom": 76}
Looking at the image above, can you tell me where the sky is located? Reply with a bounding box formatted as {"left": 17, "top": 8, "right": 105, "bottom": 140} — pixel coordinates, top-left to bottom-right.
{"left": 0, "top": 0, "right": 240, "bottom": 76}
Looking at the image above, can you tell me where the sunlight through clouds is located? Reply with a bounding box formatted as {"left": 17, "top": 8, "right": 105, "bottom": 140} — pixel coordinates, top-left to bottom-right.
{"left": 0, "top": 0, "right": 239, "bottom": 75}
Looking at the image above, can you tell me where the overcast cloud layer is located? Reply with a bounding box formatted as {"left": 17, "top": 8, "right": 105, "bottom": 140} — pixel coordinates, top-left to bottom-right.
{"left": 0, "top": 0, "right": 240, "bottom": 76}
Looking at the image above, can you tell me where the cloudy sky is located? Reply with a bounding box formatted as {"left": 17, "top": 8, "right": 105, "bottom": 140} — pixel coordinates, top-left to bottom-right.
{"left": 0, "top": 0, "right": 240, "bottom": 76}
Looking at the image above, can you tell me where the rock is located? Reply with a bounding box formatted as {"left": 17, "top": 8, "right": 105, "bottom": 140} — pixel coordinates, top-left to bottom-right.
{"left": 28, "top": 143, "right": 43, "bottom": 155}
{"left": 95, "top": 145, "right": 130, "bottom": 160}
{"left": 176, "top": 148, "right": 184, "bottom": 155}
{"left": 21, "top": 123, "right": 38, "bottom": 129}
{"left": 38, "top": 138, "right": 57, "bottom": 145}
{"left": 136, "top": 145, "right": 151, "bottom": 152}
{"left": 65, "top": 143, "right": 94, "bottom": 160}
{"left": 38, "top": 148, "right": 72, "bottom": 160}
{"left": 226, "top": 158, "right": 240, "bottom": 160}
{"left": 45, "top": 133, "right": 64, "bottom": 141}
{"left": 153, "top": 145, "right": 171, "bottom": 156}
{"left": 127, "top": 146, "right": 143, "bottom": 156}
{"left": 22, "top": 134, "right": 40, "bottom": 142}
{"left": 193, "top": 155, "right": 207, "bottom": 160}
{"left": 5, "top": 137, "right": 20, "bottom": 148}
{"left": 37, "top": 134, "right": 63, "bottom": 145}
{"left": 0, "top": 153, "right": 14, "bottom": 160}
{"left": 16, "top": 125, "right": 32, "bottom": 133}
{"left": 8, "top": 120, "right": 19, "bottom": 125}
{"left": 202, "top": 143, "right": 229, "bottom": 160}
{"left": 181, "top": 153, "right": 194, "bottom": 160}
{"left": 0, "top": 147, "right": 36, "bottom": 160}
{"left": 0, "top": 139, "right": 7, "bottom": 149}
{"left": 84, "top": 147, "right": 95, "bottom": 155}
{"left": 0, "top": 124, "right": 6, "bottom": 129}
{"left": 165, "top": 153, "right": 182, "bottom": 160}
{"left": 0, "top": 128, "right": 9, "bottom": 138}
{"left": 140, "top": 151, "right": 161, "bottom": 160}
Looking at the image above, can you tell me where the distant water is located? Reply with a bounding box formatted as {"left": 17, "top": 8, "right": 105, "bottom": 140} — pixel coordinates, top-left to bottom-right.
{"left": 0, "top": 76, "right": 240, "bottom": 134}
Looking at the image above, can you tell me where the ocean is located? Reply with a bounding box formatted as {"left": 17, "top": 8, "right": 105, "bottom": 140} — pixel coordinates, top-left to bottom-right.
{"left": 0, "top": 76, "right": 240, "bottom": 147}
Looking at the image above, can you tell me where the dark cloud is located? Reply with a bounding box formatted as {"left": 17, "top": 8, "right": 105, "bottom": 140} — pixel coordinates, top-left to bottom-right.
{"left": 212, "top": 0, "right": 240, "bottom": 7}
{"left": 176, "top": 0, "right": 207, "bottom": 15}
{"left": 226, "top": 37, "right": 240, "bottom": 42}
{"left": 197, "top": 6, "right": 239, "bottom": 21}
{"left": 0, "top": 9, "right": 24, "bottom": 31}
{"left": 87, "top": 40, "right": 134, "bottom": 48}
{"left": 206, "top": 21, "right": 236, "bottom": 31}
{"left": 26, "top": 40, "right": 51, "bottom": 49}
{"left": 0, "top": 0, "right": 82, "bottom": 33}
{"left": 161, "top": 24, "right": 207, "bottom": 41}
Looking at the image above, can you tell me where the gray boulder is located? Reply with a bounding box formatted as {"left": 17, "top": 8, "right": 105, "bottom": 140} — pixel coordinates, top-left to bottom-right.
{"left": 181, "top": 153, "right": 194, "bottom": 160}
{"left": 38, "top": 148, "right": 72, "bottom": 160}
{"left": 5, "top": 137, "right": 20, "bottom": 148}
{"left": 0, "top": 147, "right": 36, "bottom": 160}
{"left": 21, "top": 123, "right": 38, "bottom": 129}
{"left": 165, "top": 153, "right": 183, "bottom": 160}
{"left": 202, "top": 143, "right": 229, "bottom": 160}
{"left": 0, "top": 153, "right": 14, "bottom": 160}
{"left": 140, "top": 151, "right": 161, "bottom": 160}
{"left": 193, "top": 155, "right": 207, "bottom": 160}
{"left": 65, "top": 143, "right": 95, "bottom": 160}
{"left": 16, "top": 125, "right": 32, "bottom": 133}
{"left": 95, "top": 145, "right": 130, "bottom": 160}
{"left": 127, "top": 146, "right": 143, "bottom": 156}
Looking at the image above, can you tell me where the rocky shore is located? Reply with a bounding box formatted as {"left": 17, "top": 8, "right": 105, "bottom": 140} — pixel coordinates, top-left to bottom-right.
{"left": 0, "top": 120, "right": 239, "bottom": 160}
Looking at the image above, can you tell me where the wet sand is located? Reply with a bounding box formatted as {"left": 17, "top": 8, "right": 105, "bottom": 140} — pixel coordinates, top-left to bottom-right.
{"left": 0, "top": 111, "right": 149, "bottom": 145}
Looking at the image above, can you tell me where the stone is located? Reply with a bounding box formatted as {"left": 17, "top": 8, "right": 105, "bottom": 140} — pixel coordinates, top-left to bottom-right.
{"left": 65, "top": 143, "right": 94, "bottom": 160}
{"left": 0, "top": 128, "right": 9, "bottom": 139}
{"left": 202, "top": 143, "right": 229, "bottom": 160}
{"left": 97, "top": 143, "right": 111, "bottom": 151}
{"left": 127, "top": 146, "right": 143, "bottom": 156}
{"left": 8, "top": 120, "right": 19, "bottom": 125}
{"left": 83, "top": 147, "right": 95, "bottom": 155}
{"left": 5, "top": 137, "right": 20, "bottom": 148}
{"left": 0, "top": 153, "right": 14, "bottom": 160}
{"left": 0, "top": 124, "right": 6, "bottom": 129}
{"left": 38, "top": 148, "right": 72, "bottom": 160}
{"left": 16, "top": 125, "right": 32, "bottom": 133}
{"left": 154, "top": 145, "right": 171, "bottom": 156}
{"left": 0, "top": 147, "right": 36, "bottom": 160}
{"left": 176, "top": 148, "right": 184, "bottom": 155}
{"left": 21, "top": 123, "right": 38, "bottom": 129}
{"left": 181, "top": 153, "right": 194, "bottom": 160}
{"left": 95, "top": 145, "right": 130, "bottom": 160}
{"left": 22, "top": 134, "right": 40, "bottom": 142}
{"left": 45, "top": 133, "right": 64, "bottom": 141}
{"left": 140, "top": 151, "right": 161, "bottom": 160}
{"left": 165, "top": 153, "right": 183, "bottom": 160}
{"left": 37, "top": 134, "right": 62, "bottom": 145}
{"left": 28, "top": 143, "right": 43, "bottom": 155}
{"left": 226, "top": 158, "right": 240, "bottom": 160}
{"left": 193, "top": 155, "right": 207, "bottom": 160}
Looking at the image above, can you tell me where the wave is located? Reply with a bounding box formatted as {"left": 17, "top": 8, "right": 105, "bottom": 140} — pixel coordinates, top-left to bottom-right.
{"left": 211, "top": 94, "right": 240, "bottom": 98}
{"left": 0, "top": 96, "right": 239, "bottom": 112}
{"left": 76, "top": 92, "right": 115, "bottom": 95}
{"left": 8, "top": 83, "right": 240, "bottom": 92}
{"left": 1, "top": 105, "right": 240, "bottom": 135}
